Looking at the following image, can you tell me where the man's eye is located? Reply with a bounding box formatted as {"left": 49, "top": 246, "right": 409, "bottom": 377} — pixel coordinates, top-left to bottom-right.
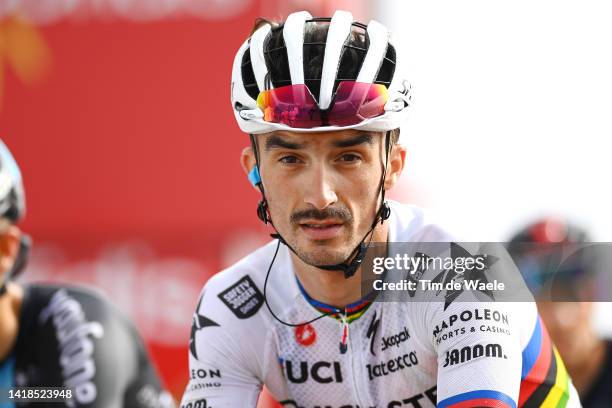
{"left": 339, "top": 154, "right": 361, "bottom": 162}
{"left": 279, "top": 156, "right": 300, "bottom": 164}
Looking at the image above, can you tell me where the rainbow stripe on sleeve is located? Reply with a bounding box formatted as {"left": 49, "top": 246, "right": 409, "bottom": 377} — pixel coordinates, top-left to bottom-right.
{"left": 438, "top": 390, "right": 516, "bottom": 408}
{"left": 518, "top": 316, "right": 571, "bottom": 407}
{"left": 437, "top": 315, "right": 573, "bottom": 408}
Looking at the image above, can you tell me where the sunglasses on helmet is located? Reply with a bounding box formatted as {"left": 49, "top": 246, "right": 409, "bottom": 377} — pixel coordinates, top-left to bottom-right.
{"left": 255, "top": 81, "right": 389, "bottom": 128}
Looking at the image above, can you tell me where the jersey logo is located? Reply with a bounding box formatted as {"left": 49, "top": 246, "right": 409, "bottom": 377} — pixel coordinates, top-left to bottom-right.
{"left": 280, "top": 359, "right": 343, "bottom": 384}
{"left": 381, "top": 326, "right": 411, "bottom": 351}
{"left": 39, "top": 289, "right": 104, "bottom": 406}
{"left": 366, "top": 310, "right": 381, "bottom": 355}
{"left": 180, "top": 398, "right": 209, "bottom": 408}
{"left": 295, "top": 324, "right": 316, "bottom": 347}
{"left": 442, "top": 343, "right": 507, "bottom": 367}
{"left": 190, "top": 295, "right": 219, "bottom": 359}
{"left": 218, "top": 275, "right": 264, "bottom": 319}
{"left": 366, "top": 351, "right": 419, "bottom": 380}
{"left": 280, "top": 386, "right": 437, "bottom": 408}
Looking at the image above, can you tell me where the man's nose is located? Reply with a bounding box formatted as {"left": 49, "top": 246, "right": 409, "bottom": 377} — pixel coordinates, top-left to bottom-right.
{"left": 302, "top": 165, "right": 338, "bottom": 210}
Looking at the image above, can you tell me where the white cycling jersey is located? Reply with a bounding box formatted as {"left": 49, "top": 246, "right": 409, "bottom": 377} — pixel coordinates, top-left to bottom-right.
{"left": 180, "top": 201, "right": 580, "bottom": 408}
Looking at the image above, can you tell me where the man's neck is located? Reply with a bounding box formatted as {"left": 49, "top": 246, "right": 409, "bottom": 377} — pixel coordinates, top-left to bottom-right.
{"left": 292, "top": 222, "right": 388, "bottom": 308}
{"left": 568, "top": 335, "right": 607, "bottom": 396}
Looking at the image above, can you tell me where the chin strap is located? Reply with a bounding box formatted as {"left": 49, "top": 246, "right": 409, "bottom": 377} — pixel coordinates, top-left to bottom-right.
{"left": 250, "top": 131, "right": 392, "bottom": 279}
{"left": 270, "top": 199, "right": 390, "bottom": 278}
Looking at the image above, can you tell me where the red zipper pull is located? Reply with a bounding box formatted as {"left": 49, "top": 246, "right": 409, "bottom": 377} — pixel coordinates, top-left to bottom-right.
{"left": 339, "top": 310, "right": 349, "bottom": 354}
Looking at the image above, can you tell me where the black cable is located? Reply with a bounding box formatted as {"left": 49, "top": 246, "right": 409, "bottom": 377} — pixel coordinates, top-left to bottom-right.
{"left": 263, "top": 239, "right": 336, "bottom": 327}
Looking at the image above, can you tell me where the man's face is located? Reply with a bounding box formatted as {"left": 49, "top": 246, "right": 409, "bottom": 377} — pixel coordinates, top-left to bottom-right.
{"left": 254, "top": 129, "right": 388, "bottom": 267}
{"left": 536, "top": 300, "right": 593, "bottom": 366}
{"left": 536, "top": 283, "right": 596, "bottom": 367}
{"left": 0, "top": 220, "right": 21, "bottom": 279}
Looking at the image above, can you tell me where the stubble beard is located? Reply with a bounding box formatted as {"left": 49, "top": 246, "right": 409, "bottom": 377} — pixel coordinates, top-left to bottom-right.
{"left": 292, "top": 228, "right": 357, "bottom": 267}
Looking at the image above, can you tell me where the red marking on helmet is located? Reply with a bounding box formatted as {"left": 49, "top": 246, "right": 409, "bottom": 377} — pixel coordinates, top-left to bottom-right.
{"left": 530, "top": 220, "right": 567, "bottom": 243}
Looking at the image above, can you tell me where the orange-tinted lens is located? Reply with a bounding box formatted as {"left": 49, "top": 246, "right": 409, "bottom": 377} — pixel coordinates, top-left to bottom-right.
{"left": 256, "top": 84, "right": 321, "bottom": 128}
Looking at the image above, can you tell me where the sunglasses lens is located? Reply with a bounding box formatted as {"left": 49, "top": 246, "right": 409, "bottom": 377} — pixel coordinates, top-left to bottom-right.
{"left": 256, "top": 82, "right": 389, "bottom": 128}
{"left": 329, "top": 82, "right": 388, "bottom": 126}
{"left": 257, "top": 84, "right": 321, "bottom": 128}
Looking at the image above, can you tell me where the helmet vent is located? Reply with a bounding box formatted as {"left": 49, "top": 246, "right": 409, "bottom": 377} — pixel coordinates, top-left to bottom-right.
{"left": 264, "top": 32, "right": 291, "bottom": 90}
{"left": 374, "top": 44, "right": 396, "bottom": 87}
{"left": 259, "top": 20, "right": 376, "bottom": 104}
{"left": 302, "top": 21, "right": 330, "bottom": 102}
{"left": 334, "top": 24, "right": 369, "bottom": 97}
{"left": 241, "top": 47, "right": 260, "bottom": 100}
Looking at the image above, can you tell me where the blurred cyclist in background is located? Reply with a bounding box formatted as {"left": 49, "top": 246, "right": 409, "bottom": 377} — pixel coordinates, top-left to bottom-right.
{"left": 0, "top": 139, "right": 175, "bottom": 407}
{"left": 181, "top": 10, "right": 580, "bottom": 407}
{"left": 509, "top": 219, "right": 612, "bottom": 407}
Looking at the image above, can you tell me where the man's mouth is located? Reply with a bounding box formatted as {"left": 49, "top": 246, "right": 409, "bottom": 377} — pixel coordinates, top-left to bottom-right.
{"left": 298, "top": 220, "right": 344, "bottom": 240}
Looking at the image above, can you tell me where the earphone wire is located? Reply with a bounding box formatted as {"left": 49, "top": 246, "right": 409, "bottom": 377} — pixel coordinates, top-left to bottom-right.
{"left": 263, "top": 239, "right": 335, "bottom": 327}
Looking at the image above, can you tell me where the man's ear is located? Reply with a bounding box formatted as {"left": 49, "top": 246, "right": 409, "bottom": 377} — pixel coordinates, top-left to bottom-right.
{"left": 0, "top": 224, "right": 21, "bottom": 276}
{"left": 241, "top": 146, "right": 260, "bottom": 192}
{"left": 384, "top": 144, "right": 407, "bottom": 190}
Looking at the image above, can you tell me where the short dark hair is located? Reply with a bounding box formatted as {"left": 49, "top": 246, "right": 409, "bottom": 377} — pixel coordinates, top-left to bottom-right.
{"left": 250, "top": 17, "right": 277, "bottom": 35}
{"left": 390, "top": 128, "right": 400, "bottom": 145}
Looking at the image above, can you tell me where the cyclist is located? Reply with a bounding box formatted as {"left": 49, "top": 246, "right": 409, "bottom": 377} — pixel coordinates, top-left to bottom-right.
{"left": 181, "top": 11, "right": 580, "bottom": 407}
{"left": 508, "top": 219, "right": 612, "bottom": 406}
{"left": 0, "top": 139, "right": 175, "bottom": 407}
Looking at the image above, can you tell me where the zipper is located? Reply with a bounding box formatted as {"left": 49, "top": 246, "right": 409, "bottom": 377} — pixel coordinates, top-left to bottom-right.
{"left": 339, "top": 308, "right": 367, "bottom": 406}
{"left": 339, "top": 310, "right": 349, "bottom": 354}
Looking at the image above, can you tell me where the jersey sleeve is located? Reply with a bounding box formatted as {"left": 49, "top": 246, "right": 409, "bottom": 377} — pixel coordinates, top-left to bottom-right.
{"left": 417, "top": 243, "right": 530, "bottom": 408}
{"left": 122, "top": 324, "right": 177, "bottom": 408}
{"left": 416, "top": 241, "right": 580, "bottom": 408}
{"left": 33, "top": 286, "right": 175, "bottom": 408}
{"left": 71, "top": 288, "right": 175, "bottom": 408}
{"left": 179, "top": 283, "right": 263, "bottom": 408}
{"left": 429, "top": 300, "right": 524, "bottom": 408}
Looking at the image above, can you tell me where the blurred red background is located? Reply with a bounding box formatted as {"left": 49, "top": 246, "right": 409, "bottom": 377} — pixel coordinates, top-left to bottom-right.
{"left": 0, "top": 0, "right": 367, "bottom": 404}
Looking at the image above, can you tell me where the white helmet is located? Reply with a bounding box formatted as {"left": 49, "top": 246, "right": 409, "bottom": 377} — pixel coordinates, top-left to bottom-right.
{"left": 0, "top": 139, "right": 25, "bottom": 223}
{"left": 230, "top": 10, "right": 411, "bottom": 134}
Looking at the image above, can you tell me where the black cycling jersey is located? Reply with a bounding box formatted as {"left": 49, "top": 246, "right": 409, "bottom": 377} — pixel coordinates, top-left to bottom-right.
{"left": 1, "top": 284, "right": 175, "bottom": 408}
{"left": 581, "top": 341, "right": 612, "bottom": 408}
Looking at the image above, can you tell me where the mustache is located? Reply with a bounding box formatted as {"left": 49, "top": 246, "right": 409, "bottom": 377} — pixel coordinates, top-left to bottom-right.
{"left": 291, "top": 207, "right": 353, "bottom": 224}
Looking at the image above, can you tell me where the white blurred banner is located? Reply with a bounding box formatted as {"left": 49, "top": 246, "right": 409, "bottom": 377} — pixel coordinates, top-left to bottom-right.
{"left": 374, "top": 0, "right": 612, "bottom": 242}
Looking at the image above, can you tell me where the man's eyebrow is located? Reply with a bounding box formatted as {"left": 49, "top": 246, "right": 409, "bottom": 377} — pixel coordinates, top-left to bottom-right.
{"left": 332, "top": 134, "right": 374, "bottom": 148}
{"left": 265, "top": 135, "right": 304, "bottom": 151}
